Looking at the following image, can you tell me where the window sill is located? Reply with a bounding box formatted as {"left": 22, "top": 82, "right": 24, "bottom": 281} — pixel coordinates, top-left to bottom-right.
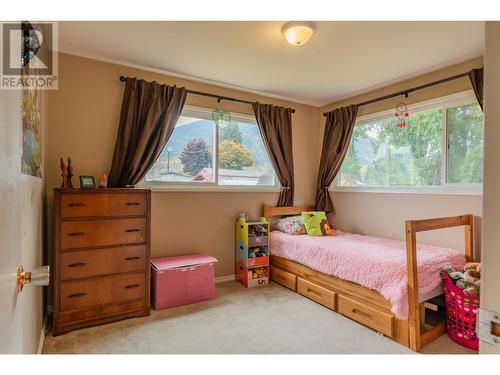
{"left": 139, "top": 182, "right": 281, "bottom": 193}
{"left": 331, "top": 186, "right": 483, "bottom": 196}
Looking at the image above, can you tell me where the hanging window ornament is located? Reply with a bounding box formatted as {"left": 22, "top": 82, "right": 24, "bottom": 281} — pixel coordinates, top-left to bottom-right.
{"left": 394, "top": 100, "right": 410, "bottom": 128}
{"left": 212, "top": 109, "right": 232, "bottom": 128}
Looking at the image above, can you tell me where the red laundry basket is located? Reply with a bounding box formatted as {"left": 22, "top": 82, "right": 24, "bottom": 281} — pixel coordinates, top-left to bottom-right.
{"left": 443, "top": 276, "right": 480, "bottom": 350}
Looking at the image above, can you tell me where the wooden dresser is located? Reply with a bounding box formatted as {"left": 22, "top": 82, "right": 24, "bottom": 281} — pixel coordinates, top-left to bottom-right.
{"left": 52, "top": 188, "right": 151, "bottom": 335}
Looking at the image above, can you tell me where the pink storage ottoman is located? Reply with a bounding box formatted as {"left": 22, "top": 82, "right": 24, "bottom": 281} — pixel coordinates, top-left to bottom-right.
{"left": 151, "top": 254, "right": 218, "bottom": 309}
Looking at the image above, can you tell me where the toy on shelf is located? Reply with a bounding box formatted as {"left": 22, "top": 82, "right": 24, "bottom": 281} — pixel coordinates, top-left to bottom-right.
{"left": 235, "top": 216, "right": 270, "bottom": 288}
{"left": 248, "top": 247, "right": 266, "bottom": 258}
{"left": 251, "top": 267, "right": 268, "bottom": 279}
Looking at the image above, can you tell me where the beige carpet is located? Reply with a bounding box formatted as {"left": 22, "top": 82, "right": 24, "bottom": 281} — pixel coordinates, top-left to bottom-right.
{"left": 43, "top": 281, "right": 475, "bottom": 354}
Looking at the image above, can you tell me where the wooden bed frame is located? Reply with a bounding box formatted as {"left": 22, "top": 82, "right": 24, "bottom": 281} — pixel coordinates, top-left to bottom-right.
{"left": 263, "top": 205, "right": 474, "bottom": 352}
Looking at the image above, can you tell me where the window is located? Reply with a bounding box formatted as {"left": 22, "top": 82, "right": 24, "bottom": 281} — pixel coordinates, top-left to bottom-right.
{"left": 337, "top": 91, "right": 483, "bottom": 193}
{"left": 143, "top": 106, "right": 277, "bottom": 189}
{"left": 446, "top": 104, "right": 484, "bottom": 184}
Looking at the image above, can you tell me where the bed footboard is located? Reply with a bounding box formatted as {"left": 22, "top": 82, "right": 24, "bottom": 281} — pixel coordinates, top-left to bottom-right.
{"left": 405, "top": 214, "right": 474, "bottom": 352}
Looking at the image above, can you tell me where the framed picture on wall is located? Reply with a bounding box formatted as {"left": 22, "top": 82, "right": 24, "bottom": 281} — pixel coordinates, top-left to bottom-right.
{"left": 79, "top": 175, "right": 96, "bottom": 188}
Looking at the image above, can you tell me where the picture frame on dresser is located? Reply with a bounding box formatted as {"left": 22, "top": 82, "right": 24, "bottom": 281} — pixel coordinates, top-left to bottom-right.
{"left": 52, "top": 188, "right": 151, "bottom": 335}
{"left": 79, "top": 175, "right": 96, "bottom": 188}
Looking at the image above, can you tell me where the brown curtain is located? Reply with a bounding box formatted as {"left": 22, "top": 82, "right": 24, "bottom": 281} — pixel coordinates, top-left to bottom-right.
{"left": 315, "top": 105, "right": 358, "bottom": 212}
{"left": 468, "top": 68, "right": 484, "bottom": 111}
{"left": 252, "top": 103, "right": 294, "bottom": 206}
{"left": 108, "top": 78, "right": 187, "bottom": 187}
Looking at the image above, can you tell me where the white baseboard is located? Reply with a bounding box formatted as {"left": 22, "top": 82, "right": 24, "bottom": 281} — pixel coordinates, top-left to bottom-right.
{"left": 215, "top": 274, "right": 235, "bottom": 283}
{"left": 37, "top": 311, "right": 49, "bottom": 354}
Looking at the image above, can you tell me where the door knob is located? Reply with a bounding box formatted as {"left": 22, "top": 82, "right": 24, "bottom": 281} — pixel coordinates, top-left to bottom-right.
{"left": 17, "top": 265, "right": 50, "bottom": 293}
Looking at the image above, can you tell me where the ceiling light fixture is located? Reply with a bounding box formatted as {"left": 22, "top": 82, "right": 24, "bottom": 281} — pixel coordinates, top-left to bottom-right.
{"left": 281, "top": 21, "right": 315, "bottom": 46}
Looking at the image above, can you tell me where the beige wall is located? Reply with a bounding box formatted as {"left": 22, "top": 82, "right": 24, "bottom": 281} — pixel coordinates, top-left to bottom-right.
{"left": 479, "top": 22, "right": 500, "bottom": 354}
{"left": 47, "top": 53, "right": 319, "bottom": 277}
{"left": 319, "top": 57, "right": 484, "bottom": 256}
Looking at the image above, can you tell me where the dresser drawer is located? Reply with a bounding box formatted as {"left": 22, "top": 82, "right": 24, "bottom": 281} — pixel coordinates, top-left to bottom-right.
{"left": 61, "top": 193, "right": 146, "bottom": 218}
{"left": 338, "top": 295, "right": 394, "bottom": 337}
{"left": 60, "top": 272, "right": 146, "bottom": 312}
{"left": 270, "top": 266, "right": 297, "bottom": 291}
{"left": 297, "top": 278, "right": 336, "bottom": 310}
{"left": 61, "top": 245, "right": 146, "bottom": 280}
{"left": 61, "top": 218, "right": 146, "bottom": 250}
{"left": 57, "top": 300, "right": 148, "bottom": 330}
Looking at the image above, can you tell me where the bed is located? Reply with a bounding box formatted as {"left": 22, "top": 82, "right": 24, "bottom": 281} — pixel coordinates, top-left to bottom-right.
{"left": 263, "top": 205, "right": 474, "bottom": 352}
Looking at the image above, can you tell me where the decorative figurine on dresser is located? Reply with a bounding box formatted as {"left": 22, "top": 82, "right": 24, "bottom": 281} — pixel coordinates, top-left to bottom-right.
{"left": 235, "top": 215, "right": 270, "bottom": 288}
{"left": 59, "top": 157, "right": 74, "bottom": 188}
{"left": 52, "top": 188, "right": 151, "bottom": 335}
{"left": 59, "top": 157, "right": 68, "bottom": 188}
{"left": 66, "top": 157, "right": 74, "bottom": 188}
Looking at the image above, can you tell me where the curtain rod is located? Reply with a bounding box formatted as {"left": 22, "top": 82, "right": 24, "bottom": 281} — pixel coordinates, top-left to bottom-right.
{"left": 322, "top": 71, "right": 470, "bottom": 117}
{"left": 119, "top": 76, "right": 296, "bottom": 113}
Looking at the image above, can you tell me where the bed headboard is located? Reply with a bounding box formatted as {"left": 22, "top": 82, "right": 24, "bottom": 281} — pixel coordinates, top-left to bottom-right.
{"left": 262, "top": 204, "right": 315, "bottom": 221}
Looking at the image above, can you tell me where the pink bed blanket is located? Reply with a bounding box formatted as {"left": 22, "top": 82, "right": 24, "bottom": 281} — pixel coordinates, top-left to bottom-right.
{"left": 270, "top": 230, "right": 466, "bottom": 320}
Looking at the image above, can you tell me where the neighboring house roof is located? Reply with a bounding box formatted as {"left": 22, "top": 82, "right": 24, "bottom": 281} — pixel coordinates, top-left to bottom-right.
{"left": 158, "top": 171, "right": 193, "bottom": 182}
{"left": 155, "top": 168, "right": 273, "bottom": 185}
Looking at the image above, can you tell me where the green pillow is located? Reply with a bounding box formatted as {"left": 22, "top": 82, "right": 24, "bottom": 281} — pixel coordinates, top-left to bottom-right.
{"left": 302, "top": 211, "right": 328, "bottom": 236}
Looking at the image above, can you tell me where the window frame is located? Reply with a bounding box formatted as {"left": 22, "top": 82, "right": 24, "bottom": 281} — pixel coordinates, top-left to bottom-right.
{"left": 139, "top": 105, "right": 281, "bottom": 192}
{"left": 333, "top": 90, "right": 483, "bottom": 196}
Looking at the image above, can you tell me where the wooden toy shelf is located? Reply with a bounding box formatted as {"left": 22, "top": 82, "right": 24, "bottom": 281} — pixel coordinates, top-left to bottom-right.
{"left": 235, "top": 217, "right": 270, "bottom": 288}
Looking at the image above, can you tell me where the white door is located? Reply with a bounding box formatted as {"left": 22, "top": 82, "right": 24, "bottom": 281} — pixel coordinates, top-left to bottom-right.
{"left": 0, "top": 89, "right": 23, "bottom": 353}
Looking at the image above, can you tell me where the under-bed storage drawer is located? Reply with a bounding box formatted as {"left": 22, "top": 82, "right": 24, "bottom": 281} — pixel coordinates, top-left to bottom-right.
{"left": 297, "top": 278, "right": 336, "bottom": 310}
{"left": 270, "top": 266, "right": 297, "bottom": 291}
{"left": 338, "top": 295, "right": 394, "bottom": 337}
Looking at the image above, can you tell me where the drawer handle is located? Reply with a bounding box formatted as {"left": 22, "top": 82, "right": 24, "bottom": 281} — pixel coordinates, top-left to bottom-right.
{"left": 68, "top": 203, "right": 86, "bottom": 207}
{"left": 67, "top": 232, "right": 85, "bottom": 237}
{"left": 125, "top": 229, "right": 141, "bottom": 233}
{"left": 126, "top": 202, "right": 141, "bottom": 206}
{"left": 124, "top": 256, "right": 140, "bottom": 261}
{"left": 307, "top": 288, "right": 322, "bottom": 297}
{"left": 124, "top": 284, "right": 140, "bottom": 289}
{"left": 352, "top": 308, "right": 373, "bottom": 320}
{"left": 68, "top": 262, "right": 86, "bottom": 268}
{"left": 68, "top": 293, "right": 86, "bottom": 299}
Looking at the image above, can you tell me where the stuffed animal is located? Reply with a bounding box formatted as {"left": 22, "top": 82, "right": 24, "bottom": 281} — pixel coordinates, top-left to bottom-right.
{"left": 464, "top": 268, "right": 480, "bottom": 283}
{"left": 320, "top": 219, "right": 333, "bottom": 236}
{"left": 464, "top": 262, "right": 480, "bottom": 271}
{"left": 456, "top": 279, "right": 475, "bottom": 290}
{"left": 442, "top": 262, "right": 481, "bottom": 296}
{"left": 464, "top": 286, "right": 480, "bottom": 296}
{"left": 441, "top": 264, "right": 454, "bottom": 273}
{"left": 449, "top": 271, "right": 465, "bottom": 280}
